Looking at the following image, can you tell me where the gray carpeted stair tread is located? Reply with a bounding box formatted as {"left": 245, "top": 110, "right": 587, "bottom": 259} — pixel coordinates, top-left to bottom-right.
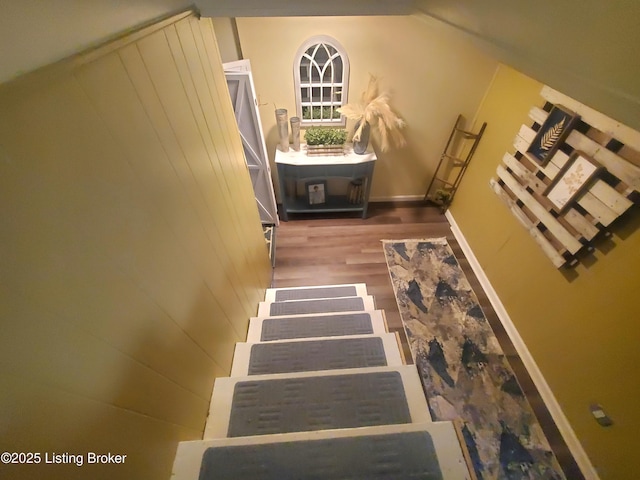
{"left": 274, "top": 285, "right": 358, "bottom": 301}
{"left": 260, "top": 312, "right": 374, "bottom": 340}
{"left": 246, "top": 310, "right": 389, "bottom": 343}
{"left": 264, "top": 283, "right": 368, "bottom": 303}
{"left": 198, "top": 430, "right": 443, "bottom": 480}
{"left": 227, "top": 371, "right": 411, "bottom": 437}
{"left": 248, "top": 337, "right": 387, "bottom": 375}
{"left": 204, "top": 366, "right": 433, "bottom": 439}
{"left": 268, "top": 297, "right": 365, "bottom": 316}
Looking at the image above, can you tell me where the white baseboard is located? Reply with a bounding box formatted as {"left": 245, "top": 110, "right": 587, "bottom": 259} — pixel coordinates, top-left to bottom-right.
{"left": 369, "top": 194, "right": 424, "bottom": 202}
{"left": 445, "top": 210, "right": 599, "bottom": 480}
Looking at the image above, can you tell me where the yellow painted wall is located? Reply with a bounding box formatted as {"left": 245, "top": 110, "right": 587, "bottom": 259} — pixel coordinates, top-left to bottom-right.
{"left": 0, "top": 14, "right": 271, "bottom": 480}
{"left": 450, "top": 64, "right": 640, "bottom": 479}
{"left": 211, "top": 18, "right": 242, "bottom": 64}
{"left": 235, "top": 15, "right": 498, "bottom": 200}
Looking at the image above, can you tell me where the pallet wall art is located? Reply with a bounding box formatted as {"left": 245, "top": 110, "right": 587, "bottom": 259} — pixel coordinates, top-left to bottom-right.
{"left": 491, "top": 86, "right": 640, "bottom": 268}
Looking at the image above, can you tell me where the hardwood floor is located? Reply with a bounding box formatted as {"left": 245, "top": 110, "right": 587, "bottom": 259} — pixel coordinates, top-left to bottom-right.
{"left": 271, "top": 203, "right": 583, "bottom": 480}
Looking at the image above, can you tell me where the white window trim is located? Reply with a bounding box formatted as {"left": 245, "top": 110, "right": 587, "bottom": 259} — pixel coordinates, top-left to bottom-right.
{"left": 293, "top": 35, "right": 350, "bottom": 127}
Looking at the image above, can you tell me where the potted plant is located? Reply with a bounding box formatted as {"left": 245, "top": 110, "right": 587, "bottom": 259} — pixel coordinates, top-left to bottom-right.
{"left": 433, "top": 188, "right": 452, "bottom": 206}
{"left": 304, "top": 127, "right": 347, "bottom": 156}
{"left": 337, "top": 74, "right": 406, "bottom": 154}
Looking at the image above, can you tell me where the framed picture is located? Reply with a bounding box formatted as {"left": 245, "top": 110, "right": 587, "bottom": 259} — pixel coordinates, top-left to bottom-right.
{"left": 306, "top": 180, "right": 327, "bottom": 206}
{"left": 544, "top": 152, "right": 602, "bottom": 212}
{"left": 527, "top": 105, "right": 580, "bottom": 166}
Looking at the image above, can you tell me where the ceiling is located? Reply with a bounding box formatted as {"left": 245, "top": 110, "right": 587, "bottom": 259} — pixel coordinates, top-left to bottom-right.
{"left": 196, "top": 0, "right": 414, "bottom": 17}
{"left": 0, "top": 0, "right": 636, "bottom": 130}
{"left": 197, "top": 0, "right": 640, "bottom": 131}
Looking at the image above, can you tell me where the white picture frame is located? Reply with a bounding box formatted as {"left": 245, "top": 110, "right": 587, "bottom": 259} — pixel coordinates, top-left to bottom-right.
{"left": 545, "top": 152, "right": 601, "bottom": 212}
{"left": 306, "top": 180, "right": 326, "bottom": 206}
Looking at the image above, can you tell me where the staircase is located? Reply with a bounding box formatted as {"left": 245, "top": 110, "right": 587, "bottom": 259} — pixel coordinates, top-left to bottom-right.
{"left": 171, "top": 284, "right": 473, "bottom": 479}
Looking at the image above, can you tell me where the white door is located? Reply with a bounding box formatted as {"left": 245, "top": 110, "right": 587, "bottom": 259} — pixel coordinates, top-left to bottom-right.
{"left": 224, "top": 60, "right": 279, "bottom": 225}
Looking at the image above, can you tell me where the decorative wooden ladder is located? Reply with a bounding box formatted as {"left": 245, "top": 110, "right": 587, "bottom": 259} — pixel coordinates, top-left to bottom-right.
{"left": 171, "top": 284, "right": 474, "bottom": 479}
{"left": 424, "top": 115, "right": 487, "bottom": 212}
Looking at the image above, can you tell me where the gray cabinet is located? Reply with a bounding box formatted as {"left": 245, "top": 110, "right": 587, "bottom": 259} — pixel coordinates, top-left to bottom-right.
{"left": 276, "top": 146, "right": 376, "bottom": 221}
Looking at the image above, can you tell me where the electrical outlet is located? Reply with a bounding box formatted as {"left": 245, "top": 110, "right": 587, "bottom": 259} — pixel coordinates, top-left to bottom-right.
{"left": 590, "top": 404, "right": 613, "bottom": 427}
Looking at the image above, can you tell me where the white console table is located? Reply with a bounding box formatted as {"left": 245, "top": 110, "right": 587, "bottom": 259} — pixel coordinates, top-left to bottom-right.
{"left": 275, "top": 144, "right": 377, "bottom": 221}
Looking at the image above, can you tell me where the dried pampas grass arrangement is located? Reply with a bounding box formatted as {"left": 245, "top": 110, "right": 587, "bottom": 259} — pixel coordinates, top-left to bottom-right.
{"left": 337, "top": 75, "right": 406, "bottom": 152}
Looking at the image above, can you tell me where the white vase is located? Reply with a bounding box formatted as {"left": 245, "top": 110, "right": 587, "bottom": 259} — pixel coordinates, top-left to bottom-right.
{"left": 275, "top": 109, "right": 289, "bottom": 152}
{"left": 290, "top": 116, "right": 301, "bottom": 151}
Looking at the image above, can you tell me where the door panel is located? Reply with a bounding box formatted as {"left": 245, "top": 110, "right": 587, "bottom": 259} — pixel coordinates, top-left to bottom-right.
{"left": 224, "top": 61, "right": 279, "bottom": 225}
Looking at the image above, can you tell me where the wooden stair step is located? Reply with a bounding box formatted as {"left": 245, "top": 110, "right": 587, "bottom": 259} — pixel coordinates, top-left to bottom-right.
{"left": 230, "top": 334, "right": 402, "bottom": 377}
{"left": 264, "top": 283, "right": 369, "bottom": 302}
{"left": 246, "top": 310, "right": 388, "bottom": 342}
{"left": 203, "top": 365, "right": 432, "bottom": 439}
{"left": 257, "top": 295, "right": 375, "bottom": 317}
{"left": 172, "top": 422, "right": 472, "bottom": 480}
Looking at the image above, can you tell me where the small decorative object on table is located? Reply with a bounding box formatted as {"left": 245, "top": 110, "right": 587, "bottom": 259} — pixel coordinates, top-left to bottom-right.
{"left": 306, "top": 180, "right": 327, "bottom": 205}
{"left": 304, "top": 127, "right": 347, "bottom": 156}
{"left": 348, "top": 179, "right": 364, "bottom": 204}
{"left": 338, "top": 74, "right": 406, "bottom": 154}
{"left": 275, "top": 108, "right": 289, "bottom": 152}
{"left": 290, "top": 116, "right": 301, "bottom": 151}
{"left": 352, "top": 120, "right": 371, "bottom": 155}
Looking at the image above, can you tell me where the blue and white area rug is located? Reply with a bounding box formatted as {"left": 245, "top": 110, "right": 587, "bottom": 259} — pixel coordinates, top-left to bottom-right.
{"left": 383, "top": 238, "right": 565, "bottom": 480}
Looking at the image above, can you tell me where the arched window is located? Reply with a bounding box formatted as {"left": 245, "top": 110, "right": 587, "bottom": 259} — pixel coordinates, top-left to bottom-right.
{"left": 294, "top": 36, "right": 349, "bottom": 126}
